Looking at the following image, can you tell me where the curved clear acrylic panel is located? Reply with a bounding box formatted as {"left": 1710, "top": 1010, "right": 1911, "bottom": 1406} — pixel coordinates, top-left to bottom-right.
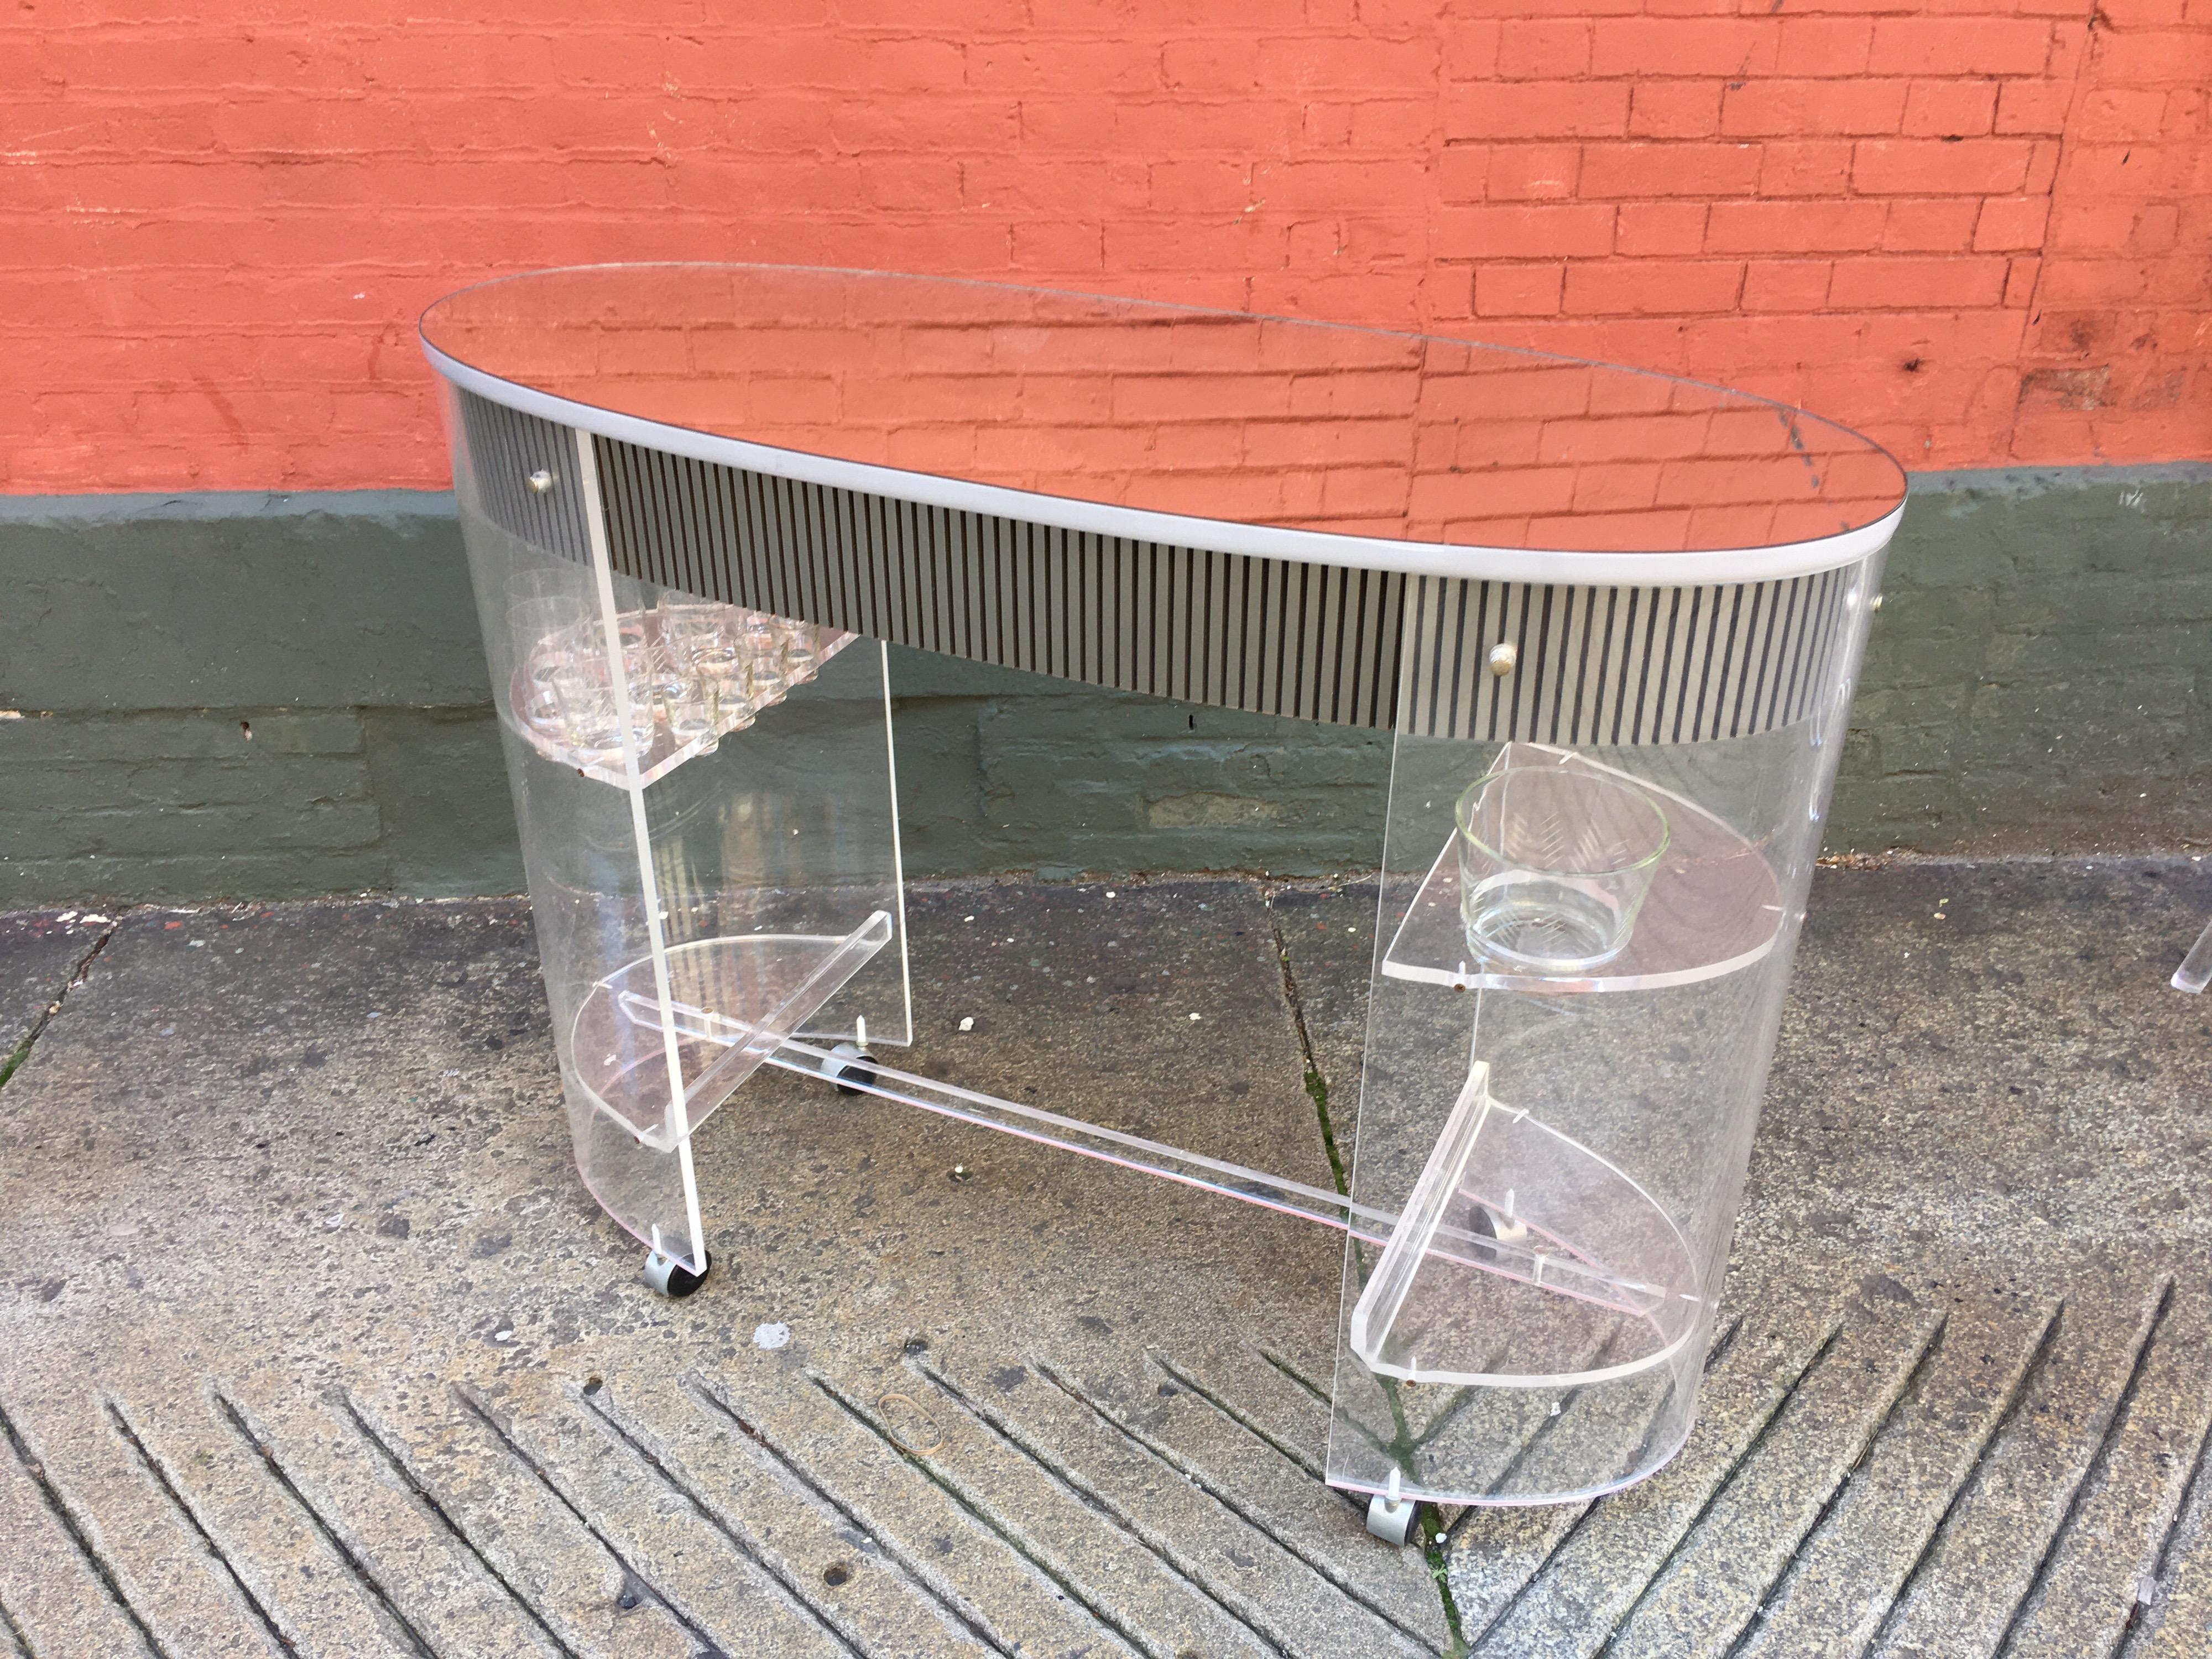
{"left": 452, "top": 404, "right": 909, "bottom": 1275}
{"left": 1327, "top": 564, "right": 1873, "bottom": 1505}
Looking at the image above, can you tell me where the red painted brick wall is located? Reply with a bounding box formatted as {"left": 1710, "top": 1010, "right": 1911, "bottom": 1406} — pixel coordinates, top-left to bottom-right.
{"left": 6, "top": 1, "right": 2206, "bottom": 493}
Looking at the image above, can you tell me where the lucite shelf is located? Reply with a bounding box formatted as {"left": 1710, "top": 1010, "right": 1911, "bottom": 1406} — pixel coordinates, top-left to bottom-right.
{"left": 1381, "top": 747, "right": 1785, "bottom": 996}
{"left": 569, "top": 912, "right": 894, "bottom": 1150}
{"left": 1349, "top": 1061, "right": 1701, "bottom": 1393}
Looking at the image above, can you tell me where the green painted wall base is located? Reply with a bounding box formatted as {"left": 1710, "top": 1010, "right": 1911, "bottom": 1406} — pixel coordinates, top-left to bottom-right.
{"left": 3, "top": 467, "right": 2206, "bottom": 905}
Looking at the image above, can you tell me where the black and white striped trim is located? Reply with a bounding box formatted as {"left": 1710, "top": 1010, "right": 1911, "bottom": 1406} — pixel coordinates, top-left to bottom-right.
{"left": 453, "top": 392, "right": 1861, "bottom": 745}
{"left": 453, "top": 391, "right": 593, "bottom": 562}
{"left": 1396, "top": 570, "right": 1856, "bottom": 746}
{"left": 590, "top": 431, "right": 1407, "bottom": 730}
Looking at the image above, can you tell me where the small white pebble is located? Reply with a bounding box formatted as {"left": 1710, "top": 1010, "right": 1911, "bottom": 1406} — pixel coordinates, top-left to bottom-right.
{"left": 958, "top": 1016, "right": 974, "bottom": 1032}
{"left": 82, "top": 914, "right": 110, "bottom": 925}
{"left": 56, "top": 911, "right": 77, "bottom": 923}
{"left": 753, "top": 1322, "right": 791, "bottom": 1350}
{"left": 1189, "top": 1013, "right": 1202, "bottom": 1022}
{"left": 1106, "top": 890, "right": 1118, "bottom": 898}
{"left": 493, "top": 1327, "right": 514, "bottom": 1342}
{"left": 188, "top": 939, "right": 205, "bottom": 948}
{"left": 964, "top": 915, "right": 975, "bottom": 922}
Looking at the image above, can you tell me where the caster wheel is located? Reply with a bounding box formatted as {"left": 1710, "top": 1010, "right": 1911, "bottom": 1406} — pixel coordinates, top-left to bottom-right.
{"left": 1468, "top": 1202, "right": 1530, "bottom": 1266}
{"left": 1366, "top": 1470, "right": 1421, "bottom": 1546}
{"left": 825, "top": 1040, "right": 878, "bottom": 1096}
{"left": 643, "top": 1248, "right": 709, "bottom": 1298}
{"left": 1366, "top": 1491, "right": 1420, "bottom": 1546}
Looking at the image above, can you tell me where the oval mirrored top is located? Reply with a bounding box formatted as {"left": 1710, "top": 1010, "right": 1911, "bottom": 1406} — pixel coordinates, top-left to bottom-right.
{"left": 421, "top": 264, "right": 1905, "bottom": 565}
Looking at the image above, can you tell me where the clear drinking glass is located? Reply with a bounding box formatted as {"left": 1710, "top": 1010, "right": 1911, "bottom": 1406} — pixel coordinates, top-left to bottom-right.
{"left": 659, "top": 594, "right": 742, "bottom": 679}
{"left": 1457, "top": 760, "right": 1670, "bottom": 974}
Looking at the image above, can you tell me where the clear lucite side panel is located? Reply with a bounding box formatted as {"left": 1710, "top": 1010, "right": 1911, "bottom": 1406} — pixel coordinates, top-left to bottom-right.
{"left": 1329, "top": 562, "right": 1879, "bottom": 1506}
{"left": 2174, "top": 914, "right": 2212, "bottom": 993}
{"left": 453, "top": 429, "right": 907, "bottom": 1276}
{"left": 576, "top": 627, "right": 909, "bottom": 1156}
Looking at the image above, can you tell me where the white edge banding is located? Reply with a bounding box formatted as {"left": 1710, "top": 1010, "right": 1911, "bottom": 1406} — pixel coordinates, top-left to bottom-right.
{"left": 425, "top": 340, "right": 1905, "bottom": 589}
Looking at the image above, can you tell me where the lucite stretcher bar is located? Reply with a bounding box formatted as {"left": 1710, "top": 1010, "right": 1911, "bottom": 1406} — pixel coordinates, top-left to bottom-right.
{"left": 424, "top": 265, "right": 1905, "bottom": 1510}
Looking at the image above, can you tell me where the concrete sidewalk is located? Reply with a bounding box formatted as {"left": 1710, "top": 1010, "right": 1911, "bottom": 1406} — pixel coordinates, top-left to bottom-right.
{"left": 0, "top": 859, "right": 2207, "bottom": 1657}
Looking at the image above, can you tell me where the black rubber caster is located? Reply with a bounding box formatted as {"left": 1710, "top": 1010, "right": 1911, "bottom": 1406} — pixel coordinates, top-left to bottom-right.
{"left": 643, "top": 1248, "right": 709, "bottom": 1298}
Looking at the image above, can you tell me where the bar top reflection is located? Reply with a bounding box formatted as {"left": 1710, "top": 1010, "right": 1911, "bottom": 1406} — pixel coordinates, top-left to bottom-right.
{"left": 422, "top": 265, "right": 1906, "bottom": 558}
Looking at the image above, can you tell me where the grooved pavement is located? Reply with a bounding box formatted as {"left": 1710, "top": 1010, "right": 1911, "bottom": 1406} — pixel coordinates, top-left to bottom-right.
{"left": 0, "top": 860, "right": 2205, "bottom": 1657}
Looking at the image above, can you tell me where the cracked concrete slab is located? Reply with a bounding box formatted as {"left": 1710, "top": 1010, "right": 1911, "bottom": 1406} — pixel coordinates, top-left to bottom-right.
{"left": 0, "top": 909, "right": 110, "bottom": 1063}
{"left": 0, "top": 859, "right": 2206, "bottom": 1657}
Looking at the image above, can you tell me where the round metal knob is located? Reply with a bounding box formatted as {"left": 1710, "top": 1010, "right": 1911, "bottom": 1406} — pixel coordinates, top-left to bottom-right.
{"left": 1487, "top": 643, "right": 1517, "bottom": 677}
{"left": 526, "top": 469, "right": 556, "bottom": 494}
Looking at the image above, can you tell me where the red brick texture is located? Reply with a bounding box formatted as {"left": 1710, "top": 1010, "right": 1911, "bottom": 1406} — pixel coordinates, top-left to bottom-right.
{"left": 3, "top": 1, "right": 2206, "bottom": 492}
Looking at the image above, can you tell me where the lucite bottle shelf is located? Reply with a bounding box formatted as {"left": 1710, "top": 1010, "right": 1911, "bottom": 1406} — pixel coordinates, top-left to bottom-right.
{"left": 506, "top": 604, "right": 854, "bottom": 789}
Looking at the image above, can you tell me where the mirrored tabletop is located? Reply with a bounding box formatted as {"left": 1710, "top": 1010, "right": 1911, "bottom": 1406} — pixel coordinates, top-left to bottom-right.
{"left": 421, "top": 264, "right": 1906, "bottom": 562}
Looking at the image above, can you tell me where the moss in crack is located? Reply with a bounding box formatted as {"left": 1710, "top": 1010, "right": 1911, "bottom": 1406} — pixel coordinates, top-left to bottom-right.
{"left": 0, "top": 1027, "right": 35, "bottom": 1092}
{"left": 1421, "top": 1504, "right": 1469, "bottom": 1655}
{"left": 1267, "top": 895, "right": 1468, "bottom": 1647}
{"left": 1303, "top": 1066, "right": 1351, "bottom": 1199}
{"left": 1270, "top": 905, "right": 1351, "bottom": 1201}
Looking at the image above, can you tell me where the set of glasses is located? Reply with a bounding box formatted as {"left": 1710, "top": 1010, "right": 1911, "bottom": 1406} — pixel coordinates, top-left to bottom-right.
{"left": 507, "top": 576, "right": 848, "bottom": 770}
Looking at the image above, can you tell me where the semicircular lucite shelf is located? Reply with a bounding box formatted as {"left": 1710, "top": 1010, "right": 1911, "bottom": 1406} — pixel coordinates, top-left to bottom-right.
{"left": 1383, "top": 744, "right": 1786, "bottom": 994}
{"left": 421, "top": 264, "right": 1906, "bottom": 565}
